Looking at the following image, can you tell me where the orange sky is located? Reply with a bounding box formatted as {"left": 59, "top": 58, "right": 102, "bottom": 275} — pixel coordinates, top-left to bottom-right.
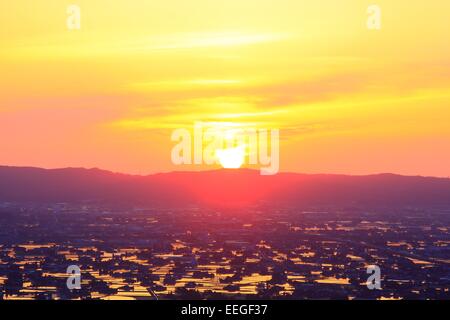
{"left": 0, "top": 1, "right": 449, "bottom": 176}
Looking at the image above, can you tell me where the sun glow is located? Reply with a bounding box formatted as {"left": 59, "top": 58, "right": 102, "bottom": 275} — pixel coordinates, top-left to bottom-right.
{"left": 216, "top": 146, "right": 246, "bottom": 169}
{"left": 215, "top": 125, "right": 247, "bottom": 169}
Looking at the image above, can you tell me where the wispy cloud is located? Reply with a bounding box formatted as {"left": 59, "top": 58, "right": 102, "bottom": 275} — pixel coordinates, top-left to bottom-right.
{"left": 135, "top": 31, "right": 287, "bottom": 50}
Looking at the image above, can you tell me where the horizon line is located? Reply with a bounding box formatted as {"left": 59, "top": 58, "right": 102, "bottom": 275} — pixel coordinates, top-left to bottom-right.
{"left": 1, "top": 164, "right": 449, "bottom": 180}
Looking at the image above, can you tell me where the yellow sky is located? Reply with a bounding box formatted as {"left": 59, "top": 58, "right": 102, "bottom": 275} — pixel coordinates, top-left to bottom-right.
{"left": 0, "top": 0, "right": 449, "bottom": 176}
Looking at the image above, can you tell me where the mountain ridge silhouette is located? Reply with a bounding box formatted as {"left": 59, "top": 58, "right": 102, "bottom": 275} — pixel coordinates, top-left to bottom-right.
{"left": 1, "top": 165, "right": 449, "bottom": 206}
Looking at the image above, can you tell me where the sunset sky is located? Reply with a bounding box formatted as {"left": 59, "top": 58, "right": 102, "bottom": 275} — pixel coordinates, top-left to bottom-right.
{"left": 1, "top": 0, "right": 449, "bottom": 176}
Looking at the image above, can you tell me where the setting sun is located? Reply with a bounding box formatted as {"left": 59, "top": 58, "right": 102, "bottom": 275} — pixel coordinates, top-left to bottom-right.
{"left": 216, "top": 146, "right": 246, "bottom": 169}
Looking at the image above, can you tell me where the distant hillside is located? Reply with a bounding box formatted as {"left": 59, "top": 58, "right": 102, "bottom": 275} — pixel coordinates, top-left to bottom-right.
{"left": 0, "top": 166, "right": 450, "bottom": 206}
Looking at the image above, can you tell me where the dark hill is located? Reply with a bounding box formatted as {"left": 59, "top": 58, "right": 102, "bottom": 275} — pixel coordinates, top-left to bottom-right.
{"left": 0, "top": 166, "right": 449, "bottom": 206}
